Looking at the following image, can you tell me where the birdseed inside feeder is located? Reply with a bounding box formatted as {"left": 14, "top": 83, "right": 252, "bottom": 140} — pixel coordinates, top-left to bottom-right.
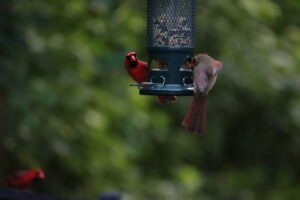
{"left": 139, "top": 0, "right": 196, "bottom": 96}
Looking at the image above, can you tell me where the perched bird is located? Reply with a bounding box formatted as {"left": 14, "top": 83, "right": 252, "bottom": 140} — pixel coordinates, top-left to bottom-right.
{"left": 182, "top": 54, "right": 223, "bottom": 135}
{"left": 124, "top": 52, "right": 177, "bottom": 103}
{"left": 0, "top": 168, "right": 45, "bottom": 189}
{"left": 124, "top": 51, "right": 149, "bottom": 83}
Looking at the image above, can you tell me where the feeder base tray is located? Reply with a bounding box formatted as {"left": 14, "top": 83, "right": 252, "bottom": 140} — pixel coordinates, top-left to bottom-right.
{"left": 137, "top": 83, "right": 194, "bottom": 96}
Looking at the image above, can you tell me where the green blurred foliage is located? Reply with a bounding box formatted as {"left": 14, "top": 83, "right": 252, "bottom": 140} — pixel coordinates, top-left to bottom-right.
{"left": 1, "top": 0, "right": 300, "bottom": 199}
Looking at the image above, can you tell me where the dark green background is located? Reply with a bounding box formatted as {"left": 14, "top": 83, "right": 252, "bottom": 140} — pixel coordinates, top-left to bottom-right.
{"left": 1, "top": 0, "right": 300, "bottom": 199}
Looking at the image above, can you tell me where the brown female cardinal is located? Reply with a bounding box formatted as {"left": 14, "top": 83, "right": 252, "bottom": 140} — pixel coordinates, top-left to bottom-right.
{"left": 124, "top": 52, "right": 177, "bottom": 103}
{"left": 182, "top": 54, "right": 223, "bottom": 135}
{"left": 0, "top": 168, "right": 45, "bottom": 189}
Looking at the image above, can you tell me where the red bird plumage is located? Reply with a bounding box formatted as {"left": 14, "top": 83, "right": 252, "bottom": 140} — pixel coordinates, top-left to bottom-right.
{"left": 124, "top": 52, "right": 177, "bottom": 103}
{"left": 183, "top": 54, "right": 223, "bottom": 135}
{"left": 0, "top": 168, "right": 45, "bottom": 189}
{"left": 124, "top": 52, "right": 149, "bottom": 83}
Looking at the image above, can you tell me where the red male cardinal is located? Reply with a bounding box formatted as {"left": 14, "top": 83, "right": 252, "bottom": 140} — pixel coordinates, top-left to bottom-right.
{"left": 0, "top": 168, "right": 45, "bottom": 189}
{"left": 124, "top": 52, "right": 177, "bottom": 103}
{"left": 182, "top": 54, "right": 223, "bottom": 135}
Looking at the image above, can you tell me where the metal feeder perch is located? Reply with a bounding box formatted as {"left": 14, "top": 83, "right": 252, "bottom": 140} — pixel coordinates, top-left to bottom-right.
{"left": 138, "top": 0, "right": 196, "bottom": 96}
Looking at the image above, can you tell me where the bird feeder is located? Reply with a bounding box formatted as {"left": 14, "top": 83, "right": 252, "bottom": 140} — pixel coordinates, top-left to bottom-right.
{"left": 139, "top": 0, "right": 196, "bottom": 96}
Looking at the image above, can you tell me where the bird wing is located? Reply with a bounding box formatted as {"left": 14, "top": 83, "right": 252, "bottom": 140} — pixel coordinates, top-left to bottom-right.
{"left": 212, "top": 61, "right": 223, "bottom": 76}
{"left": 194, "top": 69, "right": 208, "bottom": 94}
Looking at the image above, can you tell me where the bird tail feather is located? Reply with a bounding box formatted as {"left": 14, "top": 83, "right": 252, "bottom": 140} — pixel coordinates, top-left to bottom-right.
{"left": 182, "top": 96, "right": 207, "bottom": 135}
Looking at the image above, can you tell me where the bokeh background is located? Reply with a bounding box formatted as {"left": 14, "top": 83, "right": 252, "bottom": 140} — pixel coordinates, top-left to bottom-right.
{"left": 1, "top": 0, "right": 300, "bottom": 199}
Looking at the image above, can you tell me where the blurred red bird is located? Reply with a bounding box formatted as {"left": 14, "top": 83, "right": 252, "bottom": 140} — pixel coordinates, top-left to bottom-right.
{"left": 183, "top": 54, "right": 223, "bottom": 135}
{"left": 124, "top": 52, "right": 177, "bottom": 103}
{"left": 0, "top": 168, "right": 45, "bottom": 189}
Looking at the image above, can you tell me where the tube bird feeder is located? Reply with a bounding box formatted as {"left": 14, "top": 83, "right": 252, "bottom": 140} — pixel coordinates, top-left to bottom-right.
{"left": 139, "top": 0, "right": 196, "bottom": 96}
